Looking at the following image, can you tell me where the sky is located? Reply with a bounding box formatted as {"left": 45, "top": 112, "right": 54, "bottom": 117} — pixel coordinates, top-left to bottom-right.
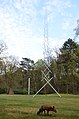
{"left": 0, "top": 0, "right": 79, "bottom": 62}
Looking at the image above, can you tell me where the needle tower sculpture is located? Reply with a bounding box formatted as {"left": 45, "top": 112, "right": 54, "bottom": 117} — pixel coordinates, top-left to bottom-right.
{"left": 33, "top": 6, "right": 61, "bottom": 97}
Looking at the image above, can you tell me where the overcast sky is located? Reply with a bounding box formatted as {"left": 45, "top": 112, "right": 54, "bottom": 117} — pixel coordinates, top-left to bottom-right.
{"left": 0, "top": 0, "right": 79, "bottom": 62}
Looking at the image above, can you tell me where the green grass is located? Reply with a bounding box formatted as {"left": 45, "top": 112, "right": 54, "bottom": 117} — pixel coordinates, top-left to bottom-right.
{"left": 0, "top": 94, "right": 79, "bottom": 119}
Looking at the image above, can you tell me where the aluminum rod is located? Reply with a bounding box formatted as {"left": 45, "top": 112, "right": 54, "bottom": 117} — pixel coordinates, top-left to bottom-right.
{"left": 41, "top": 71, "right": 61, "bottom": 97}
{"left": 33, "top": 77, "right": 53, "bottom": 97}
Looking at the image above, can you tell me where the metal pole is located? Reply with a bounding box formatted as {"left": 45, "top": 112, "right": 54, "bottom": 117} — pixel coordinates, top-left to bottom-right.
{"left": 28, "top": 78, "right": 30, "bottom": 95}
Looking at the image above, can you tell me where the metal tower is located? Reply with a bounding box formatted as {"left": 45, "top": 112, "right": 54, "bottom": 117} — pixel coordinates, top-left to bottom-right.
{"left": 33, "top": 5, "right": 61, "bottom": 97}
{"left": 43, "top": 8, "right": 50, "bottom": 65}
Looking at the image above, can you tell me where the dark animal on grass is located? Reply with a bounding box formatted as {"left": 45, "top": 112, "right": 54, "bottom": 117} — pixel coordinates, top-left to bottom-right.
{"left": 37, "top": 105, "right": 57, "bottom": 116}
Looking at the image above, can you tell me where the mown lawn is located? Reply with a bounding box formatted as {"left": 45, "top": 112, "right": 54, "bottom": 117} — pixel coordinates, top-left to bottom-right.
{"left": 0, "top": 94, "right": 79, "bottom": 119}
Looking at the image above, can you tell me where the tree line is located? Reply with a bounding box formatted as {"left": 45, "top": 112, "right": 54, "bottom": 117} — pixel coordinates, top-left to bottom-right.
{"left": 0, "top": 38, "right": 79, "bottom": 95}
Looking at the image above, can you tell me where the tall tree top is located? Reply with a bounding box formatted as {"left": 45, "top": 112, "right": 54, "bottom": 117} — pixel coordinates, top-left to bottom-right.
{"left": 60, "top": 38, "right": 79, "bottom": 52}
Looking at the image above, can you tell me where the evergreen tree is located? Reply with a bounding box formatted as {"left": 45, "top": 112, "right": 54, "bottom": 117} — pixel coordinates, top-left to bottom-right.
{"left": 57, "top": 38, "right": 79, "bottom": 94}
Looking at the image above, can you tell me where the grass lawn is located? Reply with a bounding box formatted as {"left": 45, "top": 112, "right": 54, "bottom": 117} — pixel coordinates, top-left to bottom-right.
{"left": 0, "top": 94, "right": 79, "bottom": 119}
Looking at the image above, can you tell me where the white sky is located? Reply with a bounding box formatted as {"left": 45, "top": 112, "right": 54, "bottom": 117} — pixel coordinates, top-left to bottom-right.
{"left": 0, "top": 0, "right": 79, "bottom": 62}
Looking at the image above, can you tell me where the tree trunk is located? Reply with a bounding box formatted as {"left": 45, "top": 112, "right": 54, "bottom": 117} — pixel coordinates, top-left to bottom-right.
{"left": 8, "top": 88, "right": 14, "bottom": 95}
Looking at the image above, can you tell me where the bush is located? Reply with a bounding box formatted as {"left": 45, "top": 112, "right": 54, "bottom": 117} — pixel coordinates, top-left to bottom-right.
{"left": 14, "top": 89, "right": 27, "bottom": 95}
{"left": 0, "top": 88, "right": 6, "bottom": 94}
